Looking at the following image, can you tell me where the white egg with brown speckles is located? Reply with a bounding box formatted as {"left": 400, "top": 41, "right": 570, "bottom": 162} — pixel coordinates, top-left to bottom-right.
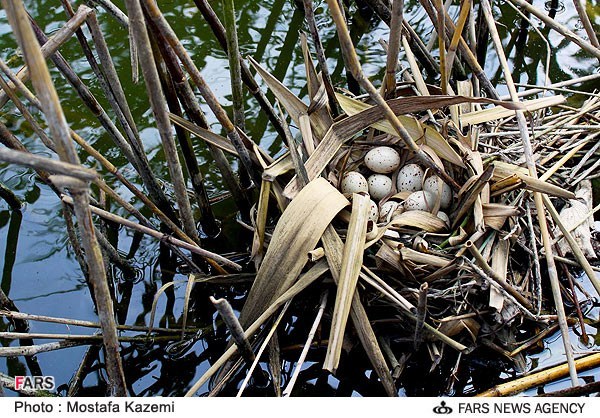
{"left": 340, "top": 171, "right": 368, "bottom": 194}
{"left": 364, "top": 146, "right": 401, "bottom": 174}
{"left": 405, "top": 190, "right": 435, "bottom": 211}
{"left": 396, "top": 164, "right": 424, "bottom": 192}
{"left": 368, "top": 199, "right": 379, "bottom": 222}
{"left": 423, "top": 175, "right": 453, "bottom": 209}
{"left": 367, "top": 174, "right": 393, "bottom": 200}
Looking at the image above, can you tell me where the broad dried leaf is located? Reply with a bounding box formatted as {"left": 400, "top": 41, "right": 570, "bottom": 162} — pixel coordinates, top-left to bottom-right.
{"left": 336, "top": 93, "right": 465, "bottom": 168}
{"left": 239, "top": 178, "right": 349, "bottom": 327}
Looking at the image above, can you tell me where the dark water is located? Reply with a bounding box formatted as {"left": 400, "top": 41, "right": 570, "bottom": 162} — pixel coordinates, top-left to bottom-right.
{"left": 0, "top": 0, "right": 599, "bottom": 396}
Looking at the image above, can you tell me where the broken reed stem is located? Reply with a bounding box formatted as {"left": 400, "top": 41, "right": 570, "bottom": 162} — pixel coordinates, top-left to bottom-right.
{"left": 383, "top": 0, "right": 403, "bottom": 99}
{"left": 0, "top": 341, "right": 85, "bottom": 357}
{"left": 148, "top": 29, "right": 220, "bottom": 238}
{"left": 0, "top": 5, "right": 93, "bottom": 109}
{"left": 192, "top": 0, "right": 287, "bottom": 139}
{"left": 465, "top": 241, "right": 532, "bottom": 310}
{"left": 302, "top": 0, "right": 338, "bottom": 113}
{"left": 2, "top": 0, "right": 127, "bottom": 396}
{"left": 142, "top": 0, "right": 262, "bottom": 188}
{"left": 0, "top": 181, "right": 23, "bottom": 210}
{"left": 480, "top": 0, "right": 578, "bottom": 387}
{"left": 509, "top": 0, "right": 600, "bottom": 60}
{"left": 148, "top": 26, "right": 250, "bottom": 216}
{"left": 0, "top": 310, "right": 194, "bottom": 334}
{"left": 61, "top": 195, "right": 241, "bottom": 271}
{"left": 413, "top": 282, "right": 428, "bottom": 350}
{"left": 542, "top": 194, "right": 600, "bottom": 297}
{"left": 125, "top": 0, "right": 200, "bottom": 246}
{"left": 236, "top": 300, "right": 290, "bottom": 397}
{"left": 325, "top": 0, "right": 460, "bottom": 191}
{"left": 0, "top": 148, "right": 97, "bottom": 181}
{"left": 210, "top": 296, "right": 256, "bottom": 367}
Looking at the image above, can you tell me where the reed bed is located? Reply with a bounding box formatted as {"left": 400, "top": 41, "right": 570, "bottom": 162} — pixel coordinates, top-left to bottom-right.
{"left": 0, "top": 0, "right": 599, "bottom": 397}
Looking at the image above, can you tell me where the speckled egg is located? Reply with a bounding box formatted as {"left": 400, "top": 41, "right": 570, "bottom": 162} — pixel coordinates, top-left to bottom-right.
{"left": 396, "top": 164, "right": 424, "bottom": 192}
{"left": 368, "top": 199, "right": 379, "bottom": 222}
{"left": 340, "top": 171, "right": 369, "bottom": 194}
{"left": 364, "top": 146, "right": 401, "bottom": 174}
{"left": 423, "top": 175, "right": 452, "bottom": 209}
{"left": 367, "top": 174, "right": 393, "bottom": 200}
{"left": 436, "top": 211, "right": 450, "bottom": 224}
{"left": 405, "top": 190, "right": 435, "bottom": 212}
{"left": 379, "top": 200, "right": 399, "bottom": 221}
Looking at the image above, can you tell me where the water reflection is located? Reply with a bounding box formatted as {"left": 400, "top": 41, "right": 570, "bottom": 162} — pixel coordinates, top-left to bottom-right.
{"left": 0, "top": 0, "right": 599, "bottom": 397}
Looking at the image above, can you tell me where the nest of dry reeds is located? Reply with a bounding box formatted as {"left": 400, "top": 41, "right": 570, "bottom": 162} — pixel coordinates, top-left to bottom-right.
{"left": 1, "top": 0, "right": 599, "bottom": 398}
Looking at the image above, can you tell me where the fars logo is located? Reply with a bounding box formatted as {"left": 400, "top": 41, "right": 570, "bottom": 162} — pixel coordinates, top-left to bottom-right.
{"left": 14, "top": 376, "right": 55, "bottom": 391}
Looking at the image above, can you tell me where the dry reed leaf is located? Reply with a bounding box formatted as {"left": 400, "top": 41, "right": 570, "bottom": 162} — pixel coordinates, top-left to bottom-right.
{"left": 460, "top": 95, "right": 566, "bottom": 125}
{"left": 490, "top": 239, "right": 510, "bottom": 311}
{"left": 321, "top": 226, "right": 397, "bottom": 396}
{"left": 400, "top": 247, "right": 452, "bottom": 268}
{"left": 248, "top": 56, "right": 330, "bottom": 140}
{"left": 169, "top": 113, "right": 238, "bottom": 155}
{"left": 492, "top": 163, "right": 576, "bottom": 199}
{"left": 438, "top": 318, "right": 480, "bottom": 341}
{"left": 238, "top": 177, "right": 349, "bottom": 327}
{"left": 324, "top": 194, "right": 370, "bottom": 372}
{"left": 451, "top": 165, "right": 495, "bottom": 229}
{"left": 250, "top": 180, "right": 271, "bottom": 269}
{"left": 283, "top": 106, "right": 398, "bottom": 198}
{"left": 262, "top": 153, "right": 294, "bottom": 181}
{"left": 336, "top": 93, "right": 465, "bottom": 168}
{"left": 300, "top": 33, "right": 333, "bottom": 135}
{"left": 389, "top": 210, "right": 448, "bottom": 232}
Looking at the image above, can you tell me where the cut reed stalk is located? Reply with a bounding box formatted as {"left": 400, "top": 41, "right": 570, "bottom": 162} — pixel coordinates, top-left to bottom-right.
{"left": 2, "top": 0, "right": 127, "bottom": 396}
{"left": 142, "top": 0, "right": 262, "bottom": 187}
{"left": 185, "top": 261, "right": 330, "bottom": 396}
{"left": 0, "top": 5, "right": 93, "bottom": 109}
{"left": 302, "top": 0, "right": 338, "bottom": 113}
{"left": 382, "top": 0, "right": 404, "bottom": 99}
{"left": 509, "top": 0, "right": 600, "bottom": 60}
{"left": 477, "top": 353, "right": 600, "bottom": 397}
{"left": 480, "top": 0, "right": 578, "bottom": 387}
{"left": 126, "top": 0, "right": 201, "bottom": 250}
{"left": 210, "top": 297, "right": 256, "bottom": 366}
{"left": 60, "top": 195, "right": 241, "bottom": 271}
